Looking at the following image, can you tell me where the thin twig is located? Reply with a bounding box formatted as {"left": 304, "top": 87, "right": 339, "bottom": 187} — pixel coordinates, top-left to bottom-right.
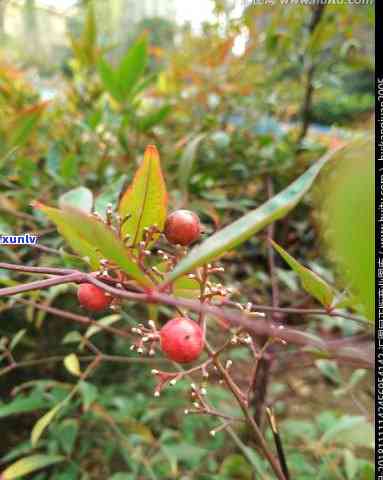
{"left": 0, "top": 262, "right": 79, "bottom": 276}
{"left": 13, "top": 297, "right": 130, "bottom": 338}
{"left": 266, "top": 407, "right": 290, "bottom": 480}
{"left": 0, "top": 264, "right": 373, "bottom": 367}
{"left": 205, "top": 342, "right": 287, "bottom": 480}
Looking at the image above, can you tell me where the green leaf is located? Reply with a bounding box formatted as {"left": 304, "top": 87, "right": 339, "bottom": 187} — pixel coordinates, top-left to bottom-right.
{"left": 315, "top": 359, "right": 342, "bottom": 385}
{"left": 98, "top": 58, "right": 121, "bottom": 101}
{"left": 2, "top": 454, "right": 64, "bottom": 479}
{"left": 118, "top": 36, "right": 148, "bottom": 101}
{"left": 60, "top": 154, "right": 78, "bottom": 182}
{"left": 56, "top": 419, "right": 79, "bottom": 455}
{"left": 359, "top": 461, "right": 374, "bottom": 480}
{"left": 36, "top": 203, "right": 152, "bottom": 287}
{"left": 178, "top": 133, "right": 205, "bottom": 193}
{"left": 30, "top": 383, "right": 79, "bottom": 447}
{"left": 164, "top": 148, "right": 340, "bottom": 285}
{"left": 34, "top": 203, "right": 100, "bottom": 269}
{"left": 10, "top": 329, "right": 27, "bottom": 350}
{"left": 83, "top": 3, "right": 97, "bottom": 64}
{"left": 58, "top": 187, "right": 93, "bottom": 213}
{"left": 79, "top": 381, "right": 98, "bottom": 410}
{"left": 321, "top": 415, "right": 374, "bottom": 448}
{"left": 319, "top": 139, "right": 374, "bottom": 321}
{"left": 220, "top": 454, "right": 252, "bottom": 479}
{"left": 130, "top": 72, "right": 157, "bottom": 98}
{"left": 118, "top": 145, "right": 167, "bottom": 247}
{"left": 271, "top": 240, "right": 334, "bottom": 307}
{"left": 46, "top": 143, "right": 62, "bottom": 181}
{"left": 9, "top": 103, "right": 46, "bottom": 148}
{"left": 85, "top": 314, "right": 121, "bottom": 338}
{"left": 281, "top": 419, "right": 317, "bottom": 441}
{"left": 173, "top": 275, "right": 201, "bottom": 299}
{"left": 334, "top": 369, "right": 366, "bottom": 397}
{"left": 155, "top": 262, "right": 200, "bottom": 298}
{"left": 63, "top": 353, "right": 81, "bottom": 377}
{"left": 31, "top": 402, "right": 65, "bottom": 446}
{"left": 62, "top": 331, "right": 83, "bottom": 344}
{"left": 162, "top": 443, "right": 207, "bottom": 466}
{"left": 69, "top": 3, "right": 97, "bottom": 67}
{"left": 0, "top": 393, "right": 47, "bottom": 418}
{"left": 137, "top": 104, "right": 171, "bottom": 132}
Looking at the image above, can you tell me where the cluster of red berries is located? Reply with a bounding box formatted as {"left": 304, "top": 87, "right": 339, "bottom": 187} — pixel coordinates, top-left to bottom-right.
{"left": 77, "top": 210, "right": 204, "bottom": 364}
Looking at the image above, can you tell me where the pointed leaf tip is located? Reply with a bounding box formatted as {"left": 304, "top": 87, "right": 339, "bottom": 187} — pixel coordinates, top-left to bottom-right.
{"left": 270, "top": 240, "right": 334, "bottom": 307}
{"left": 145, "top": 144, "right": 159, "bottom": 159}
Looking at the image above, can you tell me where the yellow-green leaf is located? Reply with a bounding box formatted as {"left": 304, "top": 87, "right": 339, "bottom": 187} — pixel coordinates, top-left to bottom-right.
{"left": 118, "top": 144, "right": 167, "bottom": 247}
{"left": 64, "top": 353, "right": 81, "bottom": 377}
{"left": 31, "top": 386, "right": 78, "bottom": 446}
{"left": 271, "top": 240, "right": 334, "bottom": 307}
{"left": 173, "top": 276, "right": 201, "bottom": 299}
{"left": 154, "top": 262, "right": 200, "bottom": 299}
{"left": 318, "top": 139, "right": 374, "bottom": 321}
{"left": 2, "top": 454, "right": 64, "bottom": 479}
{"left": 118, "top": 36, "right": 148, "bottom": 100}
{"left": 34, "top": 203, "right": 100, "bottom": 269}
{"left": 31, "top": 402, "right": 65, "bottom": 446}
{"left": 163, "top": 147, "right": 342, "bottom": 285}
{"left": 36, "top": 203, "right": 153, "bottom": 287}
{"left": 9, "top": 102, "right": 47, "bottom": 148}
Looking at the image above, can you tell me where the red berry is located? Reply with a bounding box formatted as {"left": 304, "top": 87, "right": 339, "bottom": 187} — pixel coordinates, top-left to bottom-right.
{"left": 77, "top": 283, "right": 112, "bottom": 312}
{"left": 164, "top": 210, "right": 201, "bottom": 246}
{"left": 160, "top": 317, "right": 204, "bottom": 363}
